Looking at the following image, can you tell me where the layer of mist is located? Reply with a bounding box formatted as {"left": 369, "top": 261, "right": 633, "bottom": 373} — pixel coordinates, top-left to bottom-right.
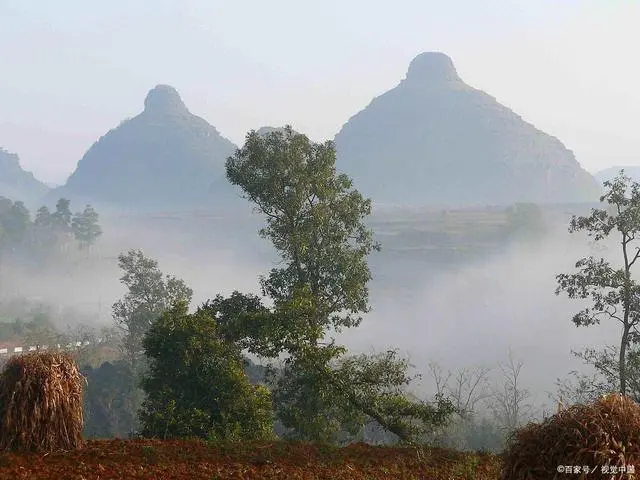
{"left": 0, "top": 205, "right": 626, "bottom": 414}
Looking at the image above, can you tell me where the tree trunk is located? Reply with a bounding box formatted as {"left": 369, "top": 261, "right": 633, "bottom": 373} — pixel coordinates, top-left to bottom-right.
{"left": 620, "top": 324, "right": 631, "bottom": 395}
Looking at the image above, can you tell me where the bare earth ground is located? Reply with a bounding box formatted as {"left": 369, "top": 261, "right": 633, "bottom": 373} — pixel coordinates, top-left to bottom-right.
{"left": 0, "top": 439, "right": 502, "bottom": 480}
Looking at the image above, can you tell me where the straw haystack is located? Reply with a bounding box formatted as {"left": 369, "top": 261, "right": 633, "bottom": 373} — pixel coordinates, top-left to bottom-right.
{"left": 501, "top": 393, "right": 640, "bottom": 480}
{"left": 0, "top": 351, "right": 86, "bottom": 452}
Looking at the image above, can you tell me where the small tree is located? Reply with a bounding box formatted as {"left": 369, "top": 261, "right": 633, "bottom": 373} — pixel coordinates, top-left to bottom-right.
{"left": 426, "top": 362, "right": 495, "bottom": 450}
{"left": 556, "top": 170, "right": 640, "bottom": 396}
{"left": 487, "top": 350, "right": 533, "bottom": 435}
{"left": 112, "top": 249, "right": 193, "bottom": 375}
{"left": 32, "top": 206, "right": 57, "bottom": 254}
{"left": 51, "top": 198, "right": 73, "bottom": 254}
{"left": 112, "top": 249, "right": 193, "bottom": 426}
{"left": 139, "top": 301, "right": 274, "bottom": 441}
{"left": 428, "top": 362, "right": 492, "bottom": 419}
{"left": 71, "top": 205, "right": 102, "bottom": 251}
{"left": 554, "top": 344, "right": 640, "bottom": 405}
{"left": 0, "top": 199, "right": 31, "bottom": 251}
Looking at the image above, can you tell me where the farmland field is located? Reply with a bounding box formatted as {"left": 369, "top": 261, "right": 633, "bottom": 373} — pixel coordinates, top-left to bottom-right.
{"left": 0, "top": 439, "right": 503, "bottom": 480}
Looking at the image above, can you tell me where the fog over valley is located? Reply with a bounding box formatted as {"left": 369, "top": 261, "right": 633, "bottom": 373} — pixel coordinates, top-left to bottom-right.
{"left": 0, "top": 205, "right": 625, "bottom": 415}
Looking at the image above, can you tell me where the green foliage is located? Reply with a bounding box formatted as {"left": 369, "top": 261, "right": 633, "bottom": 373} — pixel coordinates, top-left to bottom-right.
{"left": 0, "top": 197, "right": 30, "bottom": 251}
{"left": 226, "top": 126, "right": 380, "bottom": 340}
{"left": 196, "top": 291, "right": 275, "bottom": 355}
{"left": 4, "top": 200, "right": 30, "bottom": 246}
{"left": 82, "top": 360, "right": 137, "bottom": 439}
{"left": 556, "top": 169, "right": 640, "bottom": 395}
{"left": 226, "top": 126, "right": 454, "bottom": 443}
{"left": 32, "top": 206, "right": 57, "bottom": 252}
{"left": 111, "top": 249, "right": 193, "bottom": 432}
{"left": 112, "top": 249, "right": 193, "bottom": 373}
{"left": 141, "top": 398, "right": 212, "bottom": 440}
{"left": 51, "top": 198, "right": 72, "bottom": 231}
{"left": 268, "top": 345, "right": 352, "bottom": 443}
{"left": 270, "top": 347, "right": 456, "bottom": 444}
{"left": 332, "top": 350, "right": 456, "bottom": 443}
{"left": 139, "top": 302, "right": 274, "bottom": 441}
{"left": 555, "top": 344, "right": 640, "bottom": 405}
{"left": 0, "top": 196, "right": 103, "bottom": 262}
{"left": 71, "top": 205, "right": 102, "bottom": 249}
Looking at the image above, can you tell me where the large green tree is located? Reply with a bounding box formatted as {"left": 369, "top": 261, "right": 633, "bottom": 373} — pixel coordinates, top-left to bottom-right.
{"left": 225, "top": 126, "right": 454, "bottom": 443}
{"left": 226, "top": 126, "right": 379, "bottom": 348}
{"left": 139, "top": 301, "right": 273, "bottom": 441}
{"left": 556, "top": 170, "right": 640, "bottom": 396}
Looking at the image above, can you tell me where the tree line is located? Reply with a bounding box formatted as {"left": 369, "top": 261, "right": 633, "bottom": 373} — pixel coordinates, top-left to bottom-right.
{"left": 0, "top": 197, "right": 102, "bottom": 260}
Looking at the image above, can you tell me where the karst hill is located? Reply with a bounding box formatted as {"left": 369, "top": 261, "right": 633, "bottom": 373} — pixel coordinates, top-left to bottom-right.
{"left": 0, "top": 148, "right": 49, "bottom": 208}
{"left": 49, "top": 57, "right": 602, "bottom": 212}
{"left": 50, "top": 85, "right": 239, "bottom": 211}
{"left": 334, "top": 52, "right": 601, "bottom": 207}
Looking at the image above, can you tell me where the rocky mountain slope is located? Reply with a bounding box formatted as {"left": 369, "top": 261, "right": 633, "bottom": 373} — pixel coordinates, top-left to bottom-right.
{"left": 334, "top": 52, "right": 601, "bottom": 207}
{"left": 51, "top": 85, "right": 239, "bottom": 211}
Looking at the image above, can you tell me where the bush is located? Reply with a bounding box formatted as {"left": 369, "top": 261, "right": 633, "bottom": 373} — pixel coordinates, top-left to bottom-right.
{"left": 500, "top": 393, "right": 640, "bottom": 479}
{"left": 139, "top": 302, "right": 274, "bottom": 441}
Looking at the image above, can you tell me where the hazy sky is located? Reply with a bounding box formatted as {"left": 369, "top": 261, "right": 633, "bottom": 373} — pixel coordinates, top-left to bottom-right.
{"left": 1, "top": 0, "right": 639, "bottom": 185}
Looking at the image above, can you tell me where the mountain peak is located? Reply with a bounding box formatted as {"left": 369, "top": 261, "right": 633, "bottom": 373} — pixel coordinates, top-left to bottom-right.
{"left": 58, "top": 85, "right": 239, "bottom": 210}
{"left": 143, "top": 84, "right": 188, "bottom": 115}
{"left": 334, "top": 52, "right": 600, "bottom": 206}
{"left": 404, "top": 52, "right": 461, "bottom": 86}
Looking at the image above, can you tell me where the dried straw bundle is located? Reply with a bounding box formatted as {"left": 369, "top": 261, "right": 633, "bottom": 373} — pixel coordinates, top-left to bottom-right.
{"left": 501, "top": 393, "right": 640, "bottom": 480}
{"left": 0, "top": 351, "right": 86, "bottom": 452}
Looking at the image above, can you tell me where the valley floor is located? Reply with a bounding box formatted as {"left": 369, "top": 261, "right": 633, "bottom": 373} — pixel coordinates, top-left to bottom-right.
{"left": 0, "top": 439, "right": 503, "bottom": 479}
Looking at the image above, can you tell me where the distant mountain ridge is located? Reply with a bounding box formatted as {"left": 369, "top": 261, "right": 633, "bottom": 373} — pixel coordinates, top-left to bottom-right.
{"left": 49, "top": 85, "right": 240, "bottom": 211}
{"left": 44, "top": 55, "right": 603, "bottom": 212}
{"left": 334, "top": 52, "right": 601, "bottom": 207}
{"left": 0, "top": 148, "right": 49, "bottom": 207}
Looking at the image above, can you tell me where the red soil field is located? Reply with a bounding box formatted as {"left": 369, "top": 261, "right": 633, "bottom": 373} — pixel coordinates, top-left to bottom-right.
{"left": 0, "top": 439, "right": 503, "bottom": 480}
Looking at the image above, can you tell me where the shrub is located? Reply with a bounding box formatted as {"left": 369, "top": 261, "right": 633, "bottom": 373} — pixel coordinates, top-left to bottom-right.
{"left": 500, "top": 393, "right": 640, "bottom": 479}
